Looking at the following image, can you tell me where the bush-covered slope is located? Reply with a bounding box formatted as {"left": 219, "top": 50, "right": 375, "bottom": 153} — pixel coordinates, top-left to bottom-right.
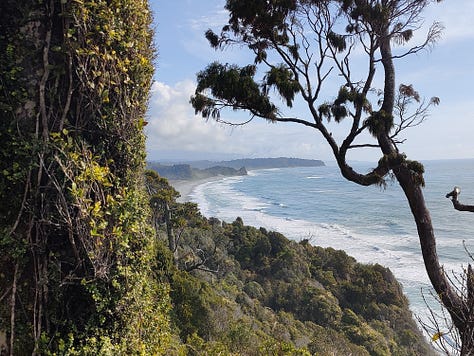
{"left": 148, "top": 176, "right": 434, "bottom": 355}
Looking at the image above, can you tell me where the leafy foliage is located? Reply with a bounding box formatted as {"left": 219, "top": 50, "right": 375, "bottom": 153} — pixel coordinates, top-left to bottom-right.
{"left": 327, "top": 31, "right": 347, "bottom": 52}
{"left": 191, "top": 62, "right": 277, "bottom": 120}
{"left": 0, "top": 0, "right": 173, "bottom": 353}
{"left": 182, "top": 214, "right": 434, "bottom": 354}
{"left": 225, "top": 0, "right": 297, "bottom": 44}
{"left": 145, "top": 175, "right": 434, "bottom": 355}
{"left": 264, "top": 64, "right": 300, "bottom": 107}
{"left": 0, "top": 0, "right": 443, "bottom": 352}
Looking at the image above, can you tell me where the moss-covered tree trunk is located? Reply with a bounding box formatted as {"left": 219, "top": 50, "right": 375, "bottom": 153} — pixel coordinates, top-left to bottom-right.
{"left": 0, "top": 0, "right": 171, "bottom": 354}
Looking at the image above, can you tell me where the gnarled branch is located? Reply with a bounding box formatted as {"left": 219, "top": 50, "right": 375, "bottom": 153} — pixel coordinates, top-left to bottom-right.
{"left": 446, "top": 187, "right": 474, "bottom": 213}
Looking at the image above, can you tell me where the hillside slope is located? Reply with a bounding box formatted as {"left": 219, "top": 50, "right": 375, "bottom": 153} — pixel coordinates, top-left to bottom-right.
{"left": 166, "top": 216, "right": 434, "bottom": 355}
{"left": 146, "top": 175, "right": 434, "bottom": 355}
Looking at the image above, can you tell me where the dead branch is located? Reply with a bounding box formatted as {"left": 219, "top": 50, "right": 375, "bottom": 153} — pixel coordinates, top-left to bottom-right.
{"left": 446, "top": 187, "right": 474, "bottom": 213}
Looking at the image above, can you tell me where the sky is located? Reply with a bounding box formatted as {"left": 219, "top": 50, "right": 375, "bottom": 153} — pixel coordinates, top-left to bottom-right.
{"left": 145, "top": 0, "right": 474, "bottom": 163}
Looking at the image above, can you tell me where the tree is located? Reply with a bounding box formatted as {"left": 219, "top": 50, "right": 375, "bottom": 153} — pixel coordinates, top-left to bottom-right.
{"left": 190, "top": 0, "right": 474, "bottom": 354}
{"left": 0, "top": 0, "right": 171, "bottom": 353}
{"left": 145, "top": 169, "right": 181, "bottom": 256}
{"left": 144, "top": 170, "right": 219, "bottom": 272}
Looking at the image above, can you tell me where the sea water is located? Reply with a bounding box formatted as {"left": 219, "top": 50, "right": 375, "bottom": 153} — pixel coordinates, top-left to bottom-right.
{"left": 189, "top": 159, "right": 474, "bottom": 330}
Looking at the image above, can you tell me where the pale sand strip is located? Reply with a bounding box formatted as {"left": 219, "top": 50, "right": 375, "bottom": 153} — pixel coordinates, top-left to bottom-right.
{"left": 170, "top": 176, "right": 225, "bottom": 203}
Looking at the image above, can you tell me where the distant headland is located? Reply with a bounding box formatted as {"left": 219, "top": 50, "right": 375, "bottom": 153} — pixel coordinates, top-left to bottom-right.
{"left": 147, "top": 157, "right": 325, "bottom": 180}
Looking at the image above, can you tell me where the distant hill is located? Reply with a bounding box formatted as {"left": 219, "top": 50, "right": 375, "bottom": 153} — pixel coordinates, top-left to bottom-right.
{"left": 199, "top": 165, "right": 247, "bottom": 178}
{"left": 147, "top": 162, "right": 247, "bottom": 180}
{"left": 147, "top": 157, "right": 324, "bottom": 180}
{"left": 148, "top": 164, "right": 194, "bottom": 180}
{"left": 161, "top": 157, "right": 325, "bottom": 170}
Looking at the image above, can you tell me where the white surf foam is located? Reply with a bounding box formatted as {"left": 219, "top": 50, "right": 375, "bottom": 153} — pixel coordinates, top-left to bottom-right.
{"left": 191, "top": 177, "right": 432, "bottom": 284}
{"left": 189, "top": 171, "right": 469, "bottom": 344}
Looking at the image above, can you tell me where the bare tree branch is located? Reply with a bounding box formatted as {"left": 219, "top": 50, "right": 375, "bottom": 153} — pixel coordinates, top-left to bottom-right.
{"left": 446, "top": 187, "right": 474, "bottom": 213}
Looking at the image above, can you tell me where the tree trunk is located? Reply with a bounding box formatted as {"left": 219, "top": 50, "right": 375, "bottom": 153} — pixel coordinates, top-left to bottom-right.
{"left": 377, "top": 26, "right": 468, "bottom": 352}
{"left": 1, "top": 0, "right": 167, "bottom": 352}
{"left": 394, "top": 165, "right": 464, "bottom": 326}
{"left": 458, "top": 265, "right": 474, "bottom": 355}
{"left": 164, "top": 202, "right": 177, "bottom": 262}
{"left": 9, "top": 262, "right": 18, "bottom": 356}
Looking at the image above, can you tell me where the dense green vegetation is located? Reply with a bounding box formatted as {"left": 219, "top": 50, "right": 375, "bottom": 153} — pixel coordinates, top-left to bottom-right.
{"left": 148, "top": 174, "right": 435, "bottom": 355}
{"left": 0, "top": 0, "right": 171, "bottom": 353}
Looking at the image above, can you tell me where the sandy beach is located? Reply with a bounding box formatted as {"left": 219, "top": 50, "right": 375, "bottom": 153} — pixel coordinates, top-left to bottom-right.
{"left": 170, "top": 176, "right": 224, "bottom": 203}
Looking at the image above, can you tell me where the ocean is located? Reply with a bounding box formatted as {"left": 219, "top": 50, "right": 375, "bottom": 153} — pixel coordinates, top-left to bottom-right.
{"left": 189, "top": 159, "right": 474, "bottom": 331}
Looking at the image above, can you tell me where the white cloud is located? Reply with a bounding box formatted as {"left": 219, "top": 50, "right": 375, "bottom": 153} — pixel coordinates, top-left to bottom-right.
{"left": 145, "top": 79, "right": 335, "bottom": 161}
{"left": 145, "top": 74, "right": 474, "bottom": 162}
{"left": 187, "top": 8, "right": 228, "bottom": 31}
{"left": 148, "top": 0, "right": 474, "bottom": 162}
{"left": 146, "top": 80, "right": 229, "bottom": 153}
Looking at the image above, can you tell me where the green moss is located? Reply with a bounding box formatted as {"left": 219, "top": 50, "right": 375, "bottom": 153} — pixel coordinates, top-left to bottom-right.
{"left": 365, "top": 110, "right": 394, "bottom": 136}
{"left": 0, "top": 0, "right": 173, "bottom": 353}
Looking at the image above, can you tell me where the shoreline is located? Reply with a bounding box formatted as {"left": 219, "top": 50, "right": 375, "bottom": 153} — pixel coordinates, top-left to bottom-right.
{"left": 170, "top": 176, "right": 226, "bottom": 203}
